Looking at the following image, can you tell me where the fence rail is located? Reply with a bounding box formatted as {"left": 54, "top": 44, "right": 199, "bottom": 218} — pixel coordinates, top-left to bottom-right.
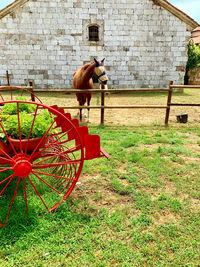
{"left": 1, "top": 82, "right": 200, "bottom": 125}
{"left": 57, "top": 105, "right": 169, "bottom": 109}
{"left": 34, "top": 88, "right": 170, "bottom": 93}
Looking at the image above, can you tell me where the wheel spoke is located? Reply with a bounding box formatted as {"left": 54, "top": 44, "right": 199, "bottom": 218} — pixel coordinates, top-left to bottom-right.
{"left": 23, "top": 177, "right": 28, "bottom": 214}
{"left": 24, "top": 105, "right": 39, "bottom": 154}
{"left": 5, "top": 177, "right": 20, "bottom": 224}
{"left": 0, "top": 175, "right": 14, "bottom": 195}
{"left": 28, "top": 119, "right": 56, "bottom": 161}
{"left": 56, "top": 176, "right": 72, "bottom": 190}
{"left": 33, "top": 170, "right": 76, "bottom": 182}
{"left": 27, "top": 175, "right": 49, "bottom": 212}
{"left": 36, "top": 130, "right": 69, "bottom": 155}
{"left": 52, "top": 165, "right": 73, "bottom": 188}
{"left": 0, "top": 173, "right": 14, "bottom": 185}
{"left": 0, "top": 155, "right": 12, "bottom": 163}
{"left": 0, "top": 166, "right": 12, "bottom": 171}
{"left": 32, "top": 171, "right": 61, "bottom": 194}
{"left": 0, "top": 121, "right": 17, "bottom": 156}
{"left": 33, "top": 159, "right": 81, "bottom": 169}
{"left": 17, "top": 103, "right": 22, "bottom": 153}
{"left": 32, "top": 145, "right": 81, "bottom": 166}
{"left": 55, "top": 143, "right": 81, "bottom": 154}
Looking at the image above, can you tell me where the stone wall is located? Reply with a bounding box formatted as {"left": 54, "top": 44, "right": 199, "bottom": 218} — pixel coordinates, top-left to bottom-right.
{"left": 0, "top": 0, "right": 193, "bottom": 89}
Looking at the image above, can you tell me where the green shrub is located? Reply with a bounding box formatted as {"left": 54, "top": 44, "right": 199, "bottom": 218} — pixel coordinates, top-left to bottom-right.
{"left": 185, "top": 40, "right": 200, "bottom": 84}
{"left": 2, "top": 97, "right": 36, "bottom": 115}
{"left": 0, "top": 100, "right": 54, "bottom": 140}
{"left": 186, "top": 40, "right": 200, "bottom": 71}
{"left": 1, "top": 110, "right": 54, "bottom": 139}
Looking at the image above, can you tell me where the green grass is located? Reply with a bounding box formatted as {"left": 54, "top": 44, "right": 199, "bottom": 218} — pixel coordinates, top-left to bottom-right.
{"left": 0, "top": 125, "right": 200, "bottom": 266}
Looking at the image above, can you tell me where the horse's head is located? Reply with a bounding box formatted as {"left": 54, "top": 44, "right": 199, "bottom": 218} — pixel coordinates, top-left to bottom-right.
{"left": 94, "top": 58, "right": 108, "bottom": 85}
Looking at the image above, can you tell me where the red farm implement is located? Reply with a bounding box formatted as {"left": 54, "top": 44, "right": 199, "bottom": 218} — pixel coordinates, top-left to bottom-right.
{"left": 0, "top": 86, "right": 109, "bottom": 226}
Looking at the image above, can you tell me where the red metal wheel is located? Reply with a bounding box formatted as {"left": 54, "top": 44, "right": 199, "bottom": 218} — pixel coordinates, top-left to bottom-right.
{"left": 0, "top": 86, "right": 42, "bottom": 103}
{"left": 0, "top": 100, "right": 84, "bottom": 226}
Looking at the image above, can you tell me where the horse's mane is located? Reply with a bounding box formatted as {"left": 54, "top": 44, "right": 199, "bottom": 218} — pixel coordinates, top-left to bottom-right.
{"left": 82, "top": 62, "right": 94, "bottom": 71}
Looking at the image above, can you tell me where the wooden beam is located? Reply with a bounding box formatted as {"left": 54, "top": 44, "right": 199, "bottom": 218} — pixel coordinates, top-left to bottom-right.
{"left": 100, "top": 85, "right": 105, "bottom": 125}
{"left": 33, "top": 88, "right": 170, "bottom": 93}
{"left": 53, "top": 105, "right": 168, "bottom": 109}
{"left": 170, "top": 103, "right": 200, "bottom": 106}
{"left": 170, "top": 85, "right": 200, "bottom": 89}
{"left": 165, "top": 80, "right": 173, "bottom": 125}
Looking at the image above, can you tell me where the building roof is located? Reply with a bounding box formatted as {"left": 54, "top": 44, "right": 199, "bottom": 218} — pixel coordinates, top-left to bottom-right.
{"left": 0, "top": 0, "right": 28, "bottom": 19}
{"left": 192, "top": 26, "right": 200, "bottom": 34}
{"left": 0, "top": 0, "right": 199, "bottom": 29}
{"left": 191, "top": 26, "right": 200, "bottom": 45}
{"left": 152, "top": 0, "right": 199, "bottom": 29}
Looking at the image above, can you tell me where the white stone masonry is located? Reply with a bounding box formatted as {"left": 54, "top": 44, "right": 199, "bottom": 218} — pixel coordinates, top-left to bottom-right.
{"left": 0, "top": 0, "right": 193, "bottom": 89}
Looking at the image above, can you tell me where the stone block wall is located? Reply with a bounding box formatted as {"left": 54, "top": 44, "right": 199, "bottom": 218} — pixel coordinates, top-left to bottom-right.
{"left": 0, "top": 0, "right": 192, "bottom": 89}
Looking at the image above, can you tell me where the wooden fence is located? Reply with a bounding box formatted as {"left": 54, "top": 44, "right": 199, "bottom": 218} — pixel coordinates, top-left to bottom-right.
{"left": 33, "top": 81, "right": 200, "bottom": 125}
{"left": 1, "top": 80, "right": 200, "bottom": 125}
{"left": 35, "top": 87, "right": 169, "bottom": 124}
{"left": 0, "top": 71, "right": 10, "bottom": 86}
{"left": 165, "top": 81, "right": 200, "bottom": 125}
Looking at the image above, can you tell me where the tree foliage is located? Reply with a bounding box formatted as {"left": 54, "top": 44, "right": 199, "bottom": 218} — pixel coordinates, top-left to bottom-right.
{"left": 186, "top": 40, "right": 200, "bottom": 71}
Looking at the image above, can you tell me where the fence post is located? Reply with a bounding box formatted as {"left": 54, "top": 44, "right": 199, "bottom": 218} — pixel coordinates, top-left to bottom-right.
{"left": 6, "top": 71, "right": 10, "bottom": 86}
{"left": 100, "top": 84, "right": 105, "bottom": 125}
{"left": 165, "top": 80, "right": 173, "bottom": 125}
{"left": 29, "top": 80, "right": 35, "bottom": 102}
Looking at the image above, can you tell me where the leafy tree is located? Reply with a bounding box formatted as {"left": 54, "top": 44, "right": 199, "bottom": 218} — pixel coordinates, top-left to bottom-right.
{"left": 187, "top": 40, "right": 200, "bottom": 70}
{"left": 185, "top": 40, "right": 200, "bottom": 84}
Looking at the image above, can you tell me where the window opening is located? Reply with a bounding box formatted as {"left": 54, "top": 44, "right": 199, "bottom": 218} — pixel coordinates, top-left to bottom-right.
{"left": 89, "top": 26, "right": 99, "bottom": 41}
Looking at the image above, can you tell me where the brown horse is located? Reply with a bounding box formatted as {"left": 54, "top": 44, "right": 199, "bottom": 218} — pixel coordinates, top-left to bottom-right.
{"left": 73, "top": 58, "right": 108, "bottom": 122}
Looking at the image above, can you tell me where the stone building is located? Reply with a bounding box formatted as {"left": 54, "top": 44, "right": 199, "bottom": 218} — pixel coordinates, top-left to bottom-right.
{"left": 0, "top": 0, "right": 199, "bottom": 89}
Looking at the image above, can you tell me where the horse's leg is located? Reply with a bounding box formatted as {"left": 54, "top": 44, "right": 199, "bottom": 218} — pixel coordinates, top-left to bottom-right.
{"left": 86, "top": 95, "right": 91, "bottom": 123}
{"left": 80, "top": 106, "right": 82, "bottom": 122}
{"left": 80, "top": 98, "right": 83, "bottom": 122}
{"left": 83, "top": 104, "right": 87, "bottom": 118}
{"left": 76, "top": 93, "right": 80, "bottom": 119}
{"left": 79, "top": 95, "right": 86, "bottom": 122}
{"left": 78, "top": 95, "right": 82, "bottom": 122}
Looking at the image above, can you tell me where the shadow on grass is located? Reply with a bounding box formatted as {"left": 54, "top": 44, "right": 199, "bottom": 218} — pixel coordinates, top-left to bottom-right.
{"left": 0, "top": 197, "right": 90, "bottom": 247}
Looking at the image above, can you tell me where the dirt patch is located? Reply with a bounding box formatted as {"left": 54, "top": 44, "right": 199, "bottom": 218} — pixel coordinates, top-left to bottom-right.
{"left": 153, "top": 212, "right": 180, "bottom": 226}
{"left": 138, "top": 143, "right": 169, "bottom": 152}
{"left": 71, "top": 174, "right": 133, "bottom": 213}
{"left": 36, "top": 89, "right": 200, "bottom": 126}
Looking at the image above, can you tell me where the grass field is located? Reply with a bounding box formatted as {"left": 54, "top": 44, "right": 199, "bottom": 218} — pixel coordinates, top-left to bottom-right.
{"left": 0, "top": 124, "right": 200, "bottom": 266}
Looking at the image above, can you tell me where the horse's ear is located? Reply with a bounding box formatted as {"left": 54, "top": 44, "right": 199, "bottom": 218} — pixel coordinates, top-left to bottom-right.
{"left": 101, "top": 58, "right": 105, "bottom": 64}
{"left": 94, "top": 58, "right": 99, "bottom": 66}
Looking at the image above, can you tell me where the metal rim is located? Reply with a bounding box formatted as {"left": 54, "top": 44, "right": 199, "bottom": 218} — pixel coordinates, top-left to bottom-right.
{"left": 0, "top": 100, "right": 84, "bottom": 225}
{"left": 0, "top": 86, "right": 42, "bottom": 103}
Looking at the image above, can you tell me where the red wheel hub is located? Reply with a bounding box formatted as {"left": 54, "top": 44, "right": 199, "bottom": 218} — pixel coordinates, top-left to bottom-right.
{"left": 12, "top": 155, "right": 33, "bottom": 177}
